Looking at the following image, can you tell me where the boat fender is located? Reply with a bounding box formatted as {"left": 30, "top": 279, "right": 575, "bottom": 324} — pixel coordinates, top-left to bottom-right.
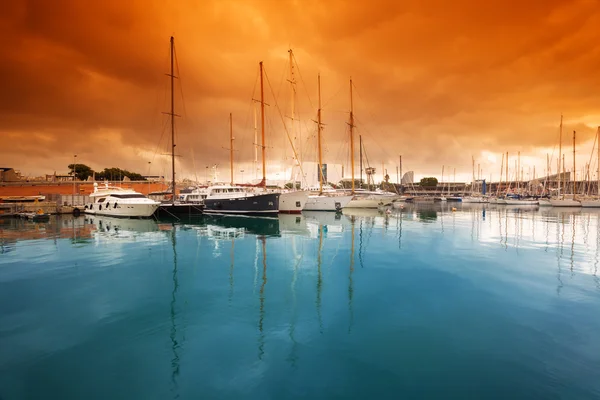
{"left": 452, "top": 207, "right": 457, "bottom": 212}
{"left": 114, "top": 203, "right": 118, "bottom": 209}
{"left": 73, "top": 208, "right": 81, "bottom": 217}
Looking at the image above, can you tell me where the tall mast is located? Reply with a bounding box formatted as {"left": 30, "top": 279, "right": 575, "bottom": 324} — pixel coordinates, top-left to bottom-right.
{"left": 229, "top": 113, "right": 234, "bottom": 185}
{"left": 562, "top": 154, "right": 566, "bottom": 199}
{"left": 259, "top": 62, "right": 266, "bottom": 190}
{"left": 317, "top": 73, "right": 323, "bottom": 193}
{"left": 545, "top": 153, "right": 549, "bottom": 196}
{"left": 360, "top": 136, "right": 363, "bottom": 188}
{"left": 399, "top": 155, "right": 402, "bottom": 186}
{"left": 349, "top": 78, "right": 355, "bottom": 193}
{"left": 505, "top": 152, "right": 508, "bottom": 195}
{"left": 253, "top": 103, "right": 258, "bottom": 180}
{"left": 169, "top": 36, "right": 176, "bottom": 205}
{"left": 597, "top": 127, "right": 600, "bottom": 196}
{"left": 573, "top": 130, "right": 576, "bottom": 196}
{"left": 558, "top": 114, "right": 563, "bottom": 196}
{"left": 288, "top": 49, "right": 298, "bottom": 183}
{"left": 518, "top": 151, "right": 521, "bottom": 191}
{"left": 498, "top": 152, "right": 504, "bottom": 196}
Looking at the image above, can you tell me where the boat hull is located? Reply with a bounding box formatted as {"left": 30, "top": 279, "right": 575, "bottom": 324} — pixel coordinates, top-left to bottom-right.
{"left": 581, "top": 200, "right": 600, "bottom": 208}
{"left": 204, "top": 193, "right": 280, "bottom": 216}
{"left": 538, "top": 199, "right": 552, "bottom": 207}
{"left": 279, "top": 191, "right": 309, "bottom": 213}
{"left": 504, "top": 200, "right": 539, "bottom": 205}
{"left": 84, "top": 203, "right": 160, "bottom": 218}
{"left": 304, "top": 195, "right": 353, "bottom": 211}
{"left": 346, "top": 197, "right": 391, "bottom": 208}
{"left": 550, "top": 199, "right": 582, "bottom": 207}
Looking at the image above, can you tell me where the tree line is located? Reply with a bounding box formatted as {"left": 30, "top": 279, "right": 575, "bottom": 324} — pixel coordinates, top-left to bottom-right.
{"left": 68, "top": 164, "right": 147, "bottom": 181}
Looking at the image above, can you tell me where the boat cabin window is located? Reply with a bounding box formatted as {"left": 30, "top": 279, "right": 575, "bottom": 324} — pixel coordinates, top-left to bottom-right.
{"left": 98, "top": 198, "right": 106, "bottom": 203}
{"left": 110, "top": 194, "right": 147, "bottom": 199}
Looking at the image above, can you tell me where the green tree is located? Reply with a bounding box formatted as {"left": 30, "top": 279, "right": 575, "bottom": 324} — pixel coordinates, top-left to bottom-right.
{"left": 68, "top": 163, "right": 94, "bottom": 181}
{"left": 95, "top": 167, "right": 147, "bottom": 181}
{"left": 419, "top": 177, "right": 438, "bottom": 187}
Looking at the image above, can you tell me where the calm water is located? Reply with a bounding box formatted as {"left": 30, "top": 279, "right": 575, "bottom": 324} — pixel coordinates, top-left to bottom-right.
{"left": 1, "top": 205, "right": 600, "bottom": 399}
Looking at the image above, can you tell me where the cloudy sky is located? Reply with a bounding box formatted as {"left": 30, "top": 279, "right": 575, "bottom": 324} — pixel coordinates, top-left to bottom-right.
{"left": 1, "top": 0, "right": 599, "bottom": 183}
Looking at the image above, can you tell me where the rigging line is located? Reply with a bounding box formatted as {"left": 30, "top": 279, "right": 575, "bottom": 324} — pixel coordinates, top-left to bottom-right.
{"left": 354, "top": 118, "right": 392, "bottom": 160}
{"left": 352, "top": 82, "right": 396, "bottom": 159}
{"left": 150, "top": 116, "right": 171, "bottom": 166}
{"left": 263, "top": 66, "right": 308, "bottom": 187}
{"left": 322, "top": 83, "right": 344, "bottom": 108}
{"left": 291, "top": 52, "right": 314, "bottom": 110}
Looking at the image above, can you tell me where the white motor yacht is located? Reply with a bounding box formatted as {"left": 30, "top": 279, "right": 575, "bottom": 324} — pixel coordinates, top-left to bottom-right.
{"left": 84, "top": 182, "right": 161, "bottom": 218}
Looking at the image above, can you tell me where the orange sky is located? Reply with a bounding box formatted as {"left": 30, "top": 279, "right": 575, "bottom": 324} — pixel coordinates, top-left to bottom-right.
{"left": 1, "top": 0, "right": 599, "bottom": 183}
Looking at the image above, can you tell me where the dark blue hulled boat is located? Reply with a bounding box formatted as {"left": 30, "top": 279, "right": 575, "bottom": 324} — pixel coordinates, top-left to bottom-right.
{"left": 202, "top": 185, "right": 280, "bottom": 216}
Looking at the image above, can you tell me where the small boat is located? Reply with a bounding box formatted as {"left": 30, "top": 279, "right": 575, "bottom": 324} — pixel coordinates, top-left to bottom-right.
{"left": 203, "top": 185, "right": 280, "bottom": 216}
{"left": 85, "top": 182, "right": 161, "bottom": 218}
{"left": 19, "top": 209, "right": 50, "bottom": 221}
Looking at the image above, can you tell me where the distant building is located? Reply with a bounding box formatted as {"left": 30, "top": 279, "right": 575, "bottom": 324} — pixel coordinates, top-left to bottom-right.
{"left": 143, "top": 175, "right": 164, "bottom": 182}
{"left": 0, "top": 168, "right": 20, "bottom": 182}
{"left": 45, "top": 172, "right": 74, "bottom": 182}
{"left": 401, "top": 171, "right": 414, "bottom": 184}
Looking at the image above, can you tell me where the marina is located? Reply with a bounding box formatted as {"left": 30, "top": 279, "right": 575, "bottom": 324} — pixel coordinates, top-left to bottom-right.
{"left": 1, "top": 205, "right": 599, "bottom": 398}
{"left": 2, "top": 1, "right": 600, "bottom": 398}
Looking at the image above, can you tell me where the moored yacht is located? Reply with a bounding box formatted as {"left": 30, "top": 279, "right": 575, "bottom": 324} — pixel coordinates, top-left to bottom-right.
{"left": 84, "top": 182, "right": 161, "bottom": 218}
{"left": 278, "top": 190, "right": 309, "bottom": 214}
{"left": 203, "top": 185, "right": 280, "bottom": 216}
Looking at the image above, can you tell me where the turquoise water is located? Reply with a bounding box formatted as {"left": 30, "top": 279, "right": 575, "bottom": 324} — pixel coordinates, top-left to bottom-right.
{"left": 1, "top": 205, "right": 600, "bottom": 399}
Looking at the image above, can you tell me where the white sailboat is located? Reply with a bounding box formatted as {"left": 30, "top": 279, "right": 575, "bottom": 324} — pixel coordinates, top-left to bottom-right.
{"left": 551, "top": 126, "right": 581, "bottom": 207}
{"left": 303, "top": 74, "right": 352, "bottom": 211}
{"left": 581, "top": 126, "right": 600, "bottom": 207}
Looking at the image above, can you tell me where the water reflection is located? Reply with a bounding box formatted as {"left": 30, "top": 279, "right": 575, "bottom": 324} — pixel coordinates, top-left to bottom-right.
{"left": 2, "top": 205, "right": 600, "bottom": 399}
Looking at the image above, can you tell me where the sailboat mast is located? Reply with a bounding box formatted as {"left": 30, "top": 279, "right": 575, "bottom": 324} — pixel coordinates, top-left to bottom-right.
{"left": 545, "top": 153, "right": 549, "bottom": 196}
{"left": 558, "top": 114, "right": 563, "bottom": 196}
{"left": 505, "top": 152, "right": 508, "bottom": 195}
{"left": 597, "top": 127, "right": 600, "bottom": 196}
{"left": 562, "top": 154, "right": 566, "bottom": 200}
{"left": 259, "top": 62, "right": 266, "bottom": 190}
{"left": 317, "top": 73, "right": 323, "bottom": 193}
{"left": 349, "top": 78, "right": 355, "bottom": 193}
{"left": 498, "top": 152, "right": 504, "bottom": 196}
{"left": 573, "top": 130, "right": 576, "bottom": 196}
{"left": 360, "top": 136, "right": 363, "bottom": 188}
{"left": 230, "top": 113, "right": 234, "bottom": 185}
{"left": 169, "top": 36, "right": 176, "bottom": 205}
{"left": 253, "top": 103, "right": 258, "bottom": 180}
{"left": 288, "top": 49, "right": 298, "bottom": 183}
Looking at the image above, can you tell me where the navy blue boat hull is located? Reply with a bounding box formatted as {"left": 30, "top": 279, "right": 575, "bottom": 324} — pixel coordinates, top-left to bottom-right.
{"left": 203, "top": 193, "right": 280, "bottom": 216}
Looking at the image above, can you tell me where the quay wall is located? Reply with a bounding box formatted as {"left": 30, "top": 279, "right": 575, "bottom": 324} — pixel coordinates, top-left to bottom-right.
{"left": 0, "top": 181, "right": 169, "bottom": 197}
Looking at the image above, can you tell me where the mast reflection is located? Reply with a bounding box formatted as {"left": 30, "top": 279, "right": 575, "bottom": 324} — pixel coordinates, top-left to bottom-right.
{"left": 258, "top": 236, "right": 267, "bottom": 360}
{"left": 169, "top": 224, "right": 180, "bottom": 397}
{"left": 348, "top": 216, "right": 355, "bottom": 334}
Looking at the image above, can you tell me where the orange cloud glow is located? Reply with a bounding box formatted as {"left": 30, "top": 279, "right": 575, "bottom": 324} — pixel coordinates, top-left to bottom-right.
{"left": 1, "top": 0, "right": 599, "bottom": 183}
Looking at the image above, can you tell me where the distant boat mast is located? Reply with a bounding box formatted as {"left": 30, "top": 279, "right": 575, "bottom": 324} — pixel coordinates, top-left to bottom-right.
{"left": 349, "top": 78, "right": 355, "bottom": 194}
